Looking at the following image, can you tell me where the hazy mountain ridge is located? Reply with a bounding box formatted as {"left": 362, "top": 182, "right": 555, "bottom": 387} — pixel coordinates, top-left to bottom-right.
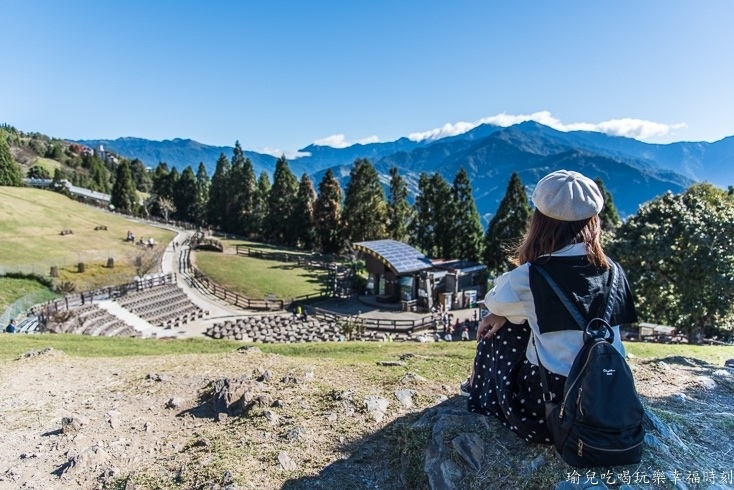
{"left": 74, "top": 122, "right": 734, "bottom": 220}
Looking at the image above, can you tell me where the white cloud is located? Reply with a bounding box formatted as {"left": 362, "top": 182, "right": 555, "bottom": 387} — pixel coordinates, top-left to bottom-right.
{"left": 259, "top": 147, "right": 311, "bottom": 159}
{"left": 313, "top": 133, "right": 380, "bottom": 148}
{"left": 408, "top": 111, "right": 687, "bottom": 142}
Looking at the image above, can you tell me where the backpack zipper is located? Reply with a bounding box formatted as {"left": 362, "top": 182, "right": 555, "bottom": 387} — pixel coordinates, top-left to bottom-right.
{"left": 577, "top": 438, "right": 644, "bottom": 457}
{"left": 560, "top": 343, "right": 601, "bottom": 419}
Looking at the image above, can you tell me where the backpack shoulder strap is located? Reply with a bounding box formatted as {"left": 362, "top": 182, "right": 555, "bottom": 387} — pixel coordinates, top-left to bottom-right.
{"left": 530, "top": 259, "right": 619, "bottom": 400}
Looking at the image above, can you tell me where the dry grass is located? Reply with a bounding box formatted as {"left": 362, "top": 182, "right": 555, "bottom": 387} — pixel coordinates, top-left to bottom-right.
{"left": 0, "top": 186, "right": 175, "bottom": 290}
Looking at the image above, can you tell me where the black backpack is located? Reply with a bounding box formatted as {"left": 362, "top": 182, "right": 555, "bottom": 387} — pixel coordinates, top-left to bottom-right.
{"left": 532, "top": 262, "right": 645, "bottom": 468}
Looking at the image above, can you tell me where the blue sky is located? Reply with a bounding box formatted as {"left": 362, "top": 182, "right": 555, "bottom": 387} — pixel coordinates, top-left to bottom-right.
{"left": 2, "top": 1, "right": 733, "bottom": 157}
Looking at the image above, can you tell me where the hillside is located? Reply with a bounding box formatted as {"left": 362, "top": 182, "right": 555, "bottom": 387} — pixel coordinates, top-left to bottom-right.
{"left": 0, "top": 338, "right": 732, "bottom": 489}
{"left": 0, "top": 186, "right": 175, "bottom": 290}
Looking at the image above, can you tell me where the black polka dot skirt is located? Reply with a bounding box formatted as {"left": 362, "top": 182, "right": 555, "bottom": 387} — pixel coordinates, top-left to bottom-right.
{"left": 467, "top": 321, "right": 566, "bottom": 444}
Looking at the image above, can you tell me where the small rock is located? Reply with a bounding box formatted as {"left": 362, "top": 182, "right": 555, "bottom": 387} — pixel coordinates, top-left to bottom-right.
{"left": 109, "top": 417, "right": 120, "bottom": 430}
{"left": 193, "top": 438, "right": 211, "bottom": 447}
{"left": 216, "top": 412, "right": 229, "bottom": 423}
{"left": 286, "top": 426, "right": 307, "bottom": 442}
{"left": 166, "top": 397, "right": 185, "bottom": 409}
{"left": 696, "top": 376, "right": 716, "bottom": 389}
{"left": 271, "top": 399, "right": 285, "bottom": 408}
{"left": 394, "top": 389, "right": 416, "bottom": 409}
{"left": 725, "top": 358, "right": 734, "bottom": 369}
{"left": 237, "top": 345, "right": 261, "bottom": 354}
{"left": 523, "top": 454, "right": 545, "bottom": 475}
{"left": 401, "top": 372, "right": 427, "bottom": 383}
{"left": 61, "top": 414, "right": 89, "bottom": 434}
{"left": 20, "top": 452, "right": 38, "bottom": 459}
{"left": 327, "top": 412, "right": 338, "bottom": 422}
{"left": 278, "top": 451, "right": 297, "bottom": 471}
{"left": 264, "top": 410, "right": 279, "bottom": 426}
{"left": 364, "top": 395, "right": 389, "bottom": 422}
{"left": 146, "top": 373, "right": 170, "bottom": 382}
{"left": 376, "top": 360, "right": 407, "bottom": 367}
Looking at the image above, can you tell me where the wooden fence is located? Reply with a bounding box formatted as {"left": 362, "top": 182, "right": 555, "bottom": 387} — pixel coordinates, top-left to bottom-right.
{"left": 301, "top": 304, "right": 436, "bottom": 333}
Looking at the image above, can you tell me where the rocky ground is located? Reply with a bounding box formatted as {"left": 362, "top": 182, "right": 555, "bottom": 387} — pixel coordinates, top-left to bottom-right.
{"left": 0, "top": 347, "right": 733, "bottom": 490}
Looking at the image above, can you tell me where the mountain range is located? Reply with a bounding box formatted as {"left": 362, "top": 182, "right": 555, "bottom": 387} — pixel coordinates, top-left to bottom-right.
{"left": 77, "top": 122, "right": 734, "bottom": 222}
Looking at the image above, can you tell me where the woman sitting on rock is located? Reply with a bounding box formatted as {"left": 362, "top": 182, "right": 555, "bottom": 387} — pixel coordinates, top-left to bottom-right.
{"left": 464, "top": 170, "right": 638, "bottom": 443}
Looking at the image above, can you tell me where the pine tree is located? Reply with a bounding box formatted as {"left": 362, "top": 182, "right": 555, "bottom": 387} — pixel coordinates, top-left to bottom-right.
{"left": 194, "top": 162, "right": 210, "bottom": 225}
{"left": 409, "top": 172, "right": 454, "bottom": 257}
{"left": 252, "top": 171, "right": 271, "bottom": 239}
{"left": 110, "top": 160, "right": 139, "bottom": 215}
{"left": 387, "top": 167, "right": 413, "bottom": 242}
{"left": 173, "top": 166, "right": 198, "bottom": 222}
{"left": 594, "top": 177, "right": 621, "bottom": 230}
{"left": 451, "top": 167, "right": 484, "bottom": 261}
{"left": 207, "top": 153, "right": 231, "bottom": 229}
{"left": 266, "top": 156, "right": 298, "bottom": 244}
{"left": 228, "top": 141, "right": 257, "bottom": 236}
{"left": 483, "top": 172, "right": 531, "bottom": 275}
{"left": 314, "top": 169, "right": 343, "bottom": 254}
{"left": 291, "top": 173, "right": 317, "bottom": 249}
{"left": 342, "top": 158, "right": 388, "bottom": 243}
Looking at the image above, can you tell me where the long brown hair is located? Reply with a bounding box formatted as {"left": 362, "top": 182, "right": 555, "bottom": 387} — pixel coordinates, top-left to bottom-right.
{"left": 512, "top": 211, "right": 608, "bottom": 268}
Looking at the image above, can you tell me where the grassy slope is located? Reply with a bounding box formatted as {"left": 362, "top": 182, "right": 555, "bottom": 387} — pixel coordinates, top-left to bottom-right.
{"left": 0, "top": 186, "right": 176, "bottom": 289}
{"left": 31, "top": 157, "right": 62, "bottom": 174}
{"left": 195, "top": 250, "right": 330, "bottom": 299}
{"left": 1, "top": 333, "right": 731, "bottom": 366}
{"left": 0, "top": 277, "right": 58, "bottom": 312}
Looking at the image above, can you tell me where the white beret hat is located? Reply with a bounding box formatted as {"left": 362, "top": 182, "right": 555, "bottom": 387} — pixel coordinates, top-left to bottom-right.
{"left": 532, "top": 170, "right": 604, "bottom": 221}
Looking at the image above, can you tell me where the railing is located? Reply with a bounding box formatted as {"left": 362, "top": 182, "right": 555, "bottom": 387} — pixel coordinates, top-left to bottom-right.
{"left": 38, "top": 273, "right": 176, "bottom": 317}
{"left": 300, "top": 304, "right": 435, "bottom": 333}
{"left": 189, "top": 266, "right": 286, "bottom": 310}
{"left": 235, "top": 245, "right": 339, "bottom": 270}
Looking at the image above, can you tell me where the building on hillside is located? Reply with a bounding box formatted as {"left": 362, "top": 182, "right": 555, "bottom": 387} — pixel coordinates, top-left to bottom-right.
{"left": 353, "top": 239, "right": 488, "bottom": 312}
{"left": 22, "top": 178, "right": 111, "bottom": 206}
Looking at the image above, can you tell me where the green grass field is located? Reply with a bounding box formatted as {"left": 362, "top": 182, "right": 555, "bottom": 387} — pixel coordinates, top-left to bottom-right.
{"left": 195, "top": 250, "right": 331, "bottom": 299}
{"left": 31, "top": 157, "right": 62, "bottom": 174}
{"left": 0, "top": 186, "right": 176, "bottom": 290}
{"left": 0, "top": 276, "right": 58, "bottom": 312}
{"left": 1, "top": 333, "right": 731, "bottom": 367}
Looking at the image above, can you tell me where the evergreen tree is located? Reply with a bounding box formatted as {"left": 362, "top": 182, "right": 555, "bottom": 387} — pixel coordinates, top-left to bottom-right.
{"left": 387, "top": 167, "right": 413, "bottom": 242}
{"left": 341, "top": 158, "right": 388, "bottom": 243}
{"left": 608, "top": 184, "right": 734, "bottom": 342}
{"left": 173, "top": 166, "right": 198, "bottom": 222}
{"left": 193, "top": 162, "right": 210, "bottom": 225}
{"left": 451, "top": 167, "right": 484, "bottom": 261}
{"left": 207, "top": 153, "right": 231, "bottom": 229}
{"left": 409, "top": 172, "right": 453, "bottom": 257}
{"left": 266, "top": 156, "right": 298, "bottom": 244}
{"left": 130, "top": 158, "right": 153, "bottom": 192}
{"left": 228, "top": 141, "right": 257, "bottom": 235}
{"left": 252, "top": 171, "right": 271, "bottom": 239}
{"left": 110, "top": 160, "right": 139, "bottom": 215}
{"left": 594, "top": 177, "right": 621, "bottom": 230}
{"left": 483, "top": 172, "right": 531, "bottom": 275}
{"left": 314, "top": 168, "right": 343, "bottom": 254}
{"left": 27, "top": 165, "right": 51, "bottom": 180}
{"left": 291, "top": 173, "right": 317, "bottom": 249}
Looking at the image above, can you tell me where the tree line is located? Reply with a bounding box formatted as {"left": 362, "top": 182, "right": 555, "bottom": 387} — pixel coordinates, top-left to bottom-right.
{"left": 3, "top": 128, "right": 734, "bottom": 341}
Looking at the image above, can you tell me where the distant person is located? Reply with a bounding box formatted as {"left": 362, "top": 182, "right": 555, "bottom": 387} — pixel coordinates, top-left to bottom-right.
{"left": 461, "top": 327, "right": 470, "bottom": 341}
{"left": 5, "top": 319, "right": 17, "bottom": 333}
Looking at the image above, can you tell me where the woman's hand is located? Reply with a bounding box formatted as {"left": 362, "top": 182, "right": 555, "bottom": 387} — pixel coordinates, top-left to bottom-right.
{"left": 476, "top": 313, "right": 508, "bottom": 341}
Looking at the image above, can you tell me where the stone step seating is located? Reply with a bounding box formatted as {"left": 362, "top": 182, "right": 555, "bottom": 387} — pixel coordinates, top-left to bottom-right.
{"left": 54, "top": 304, "right": 137, "bottom": 337}
{"left": 115, "top": 283, "right": 207, "bottom": 328}
{"left": 117, "top": 284, "right": 183, "bottom": 308}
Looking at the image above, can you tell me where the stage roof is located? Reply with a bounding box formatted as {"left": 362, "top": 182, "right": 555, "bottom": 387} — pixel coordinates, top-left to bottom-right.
{"left": 353, "top": 240, "right": 433, "bottom": 275}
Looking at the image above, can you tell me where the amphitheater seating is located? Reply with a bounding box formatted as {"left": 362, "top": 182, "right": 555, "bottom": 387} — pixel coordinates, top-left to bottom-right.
{"left": 52, "top": 304, "right": 137, "bottom": 337}
{"left": 114, "top": 283, "right": 208, "bottom": 328}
